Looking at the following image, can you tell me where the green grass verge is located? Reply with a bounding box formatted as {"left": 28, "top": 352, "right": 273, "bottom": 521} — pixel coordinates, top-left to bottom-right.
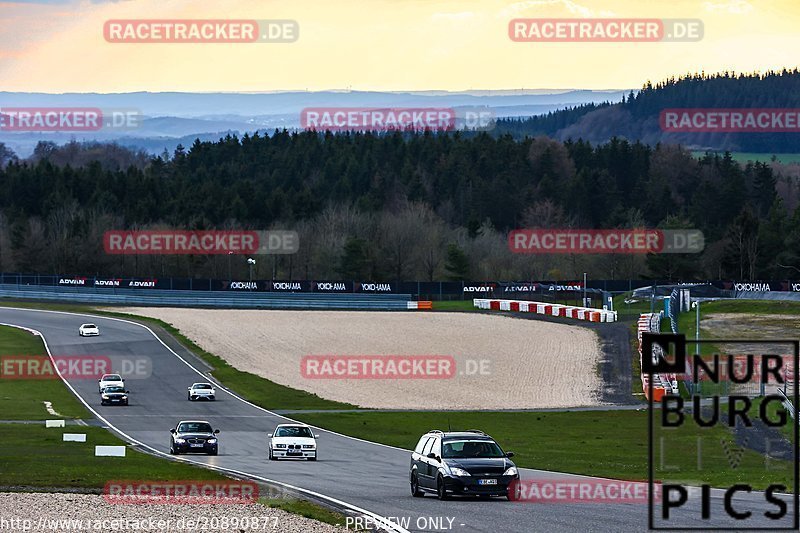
{"left": 291, "top": 409, "right": 793, "bottom": 490}
{"left": 0, "top": 300, "right": 354, "bottom": 411}
{"left": 0, "top": 326, "right": 91, "bottom": 420}
{"left": 261, "top": 498, "right": 347, "bottom": 528}
{"left": 431, "top": 300, "right": 477, "bottom": 311}
{"left": 0, "top": 424, "right": 228, "bottom": 488}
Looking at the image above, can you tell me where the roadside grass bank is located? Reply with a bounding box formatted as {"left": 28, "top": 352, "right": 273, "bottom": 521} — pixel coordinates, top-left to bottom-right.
{"left": 291, "top": 409, "right": 794, "bottom": 490}
{"left": 0, "top": 424, "right": 229, "bottom": 488}
{"left": 0, "top": 325, "right": 90, "bottom": 420}
{"left": 261, "top": 498, "right": 347, "bottom": 528}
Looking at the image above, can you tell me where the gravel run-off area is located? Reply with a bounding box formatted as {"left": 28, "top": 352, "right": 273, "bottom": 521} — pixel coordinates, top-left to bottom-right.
{"left": 0, "top": 492, "right": 341, "bottom": 532}
{"left": 117, "top": 309, "right": 605, "bottom": 410}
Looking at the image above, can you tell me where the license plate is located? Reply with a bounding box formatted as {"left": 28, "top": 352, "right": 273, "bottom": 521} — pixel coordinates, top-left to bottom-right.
{"left": 287, "top": 450, "right": 302, "bottom": 455}
{"left": 477, "top": 479, "right": 497, "bottom": 485}
{"left": 190, "top": 443, "right": 204, "bottom": 448}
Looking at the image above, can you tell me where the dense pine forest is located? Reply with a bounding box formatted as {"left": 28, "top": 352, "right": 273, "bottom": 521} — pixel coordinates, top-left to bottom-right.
{"left": 496, "top": 69, "right": 800, "bottom": 153}
{"left": 1, "top": 125, "right": 798, "bottom": 282}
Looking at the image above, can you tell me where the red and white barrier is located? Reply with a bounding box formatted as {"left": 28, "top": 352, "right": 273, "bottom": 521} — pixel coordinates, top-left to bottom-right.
{"left": 637, "top": 312, "right": 679, "bottom": 401}
{"left": 473, "top": 299, "right": 617, "bottom": 323}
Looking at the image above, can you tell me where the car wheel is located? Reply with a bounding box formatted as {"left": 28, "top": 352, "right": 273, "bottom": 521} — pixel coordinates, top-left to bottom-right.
{"left": 209, "top": 449, "right": 218, "bottom": 456}
{"left": 268, "top": 449, "right": 274, "bottom": 460}
{"left": 436, "top": 475, "right": 449, "bottom": 500}
{"left": 410, "top": 474, "right": 424, "bottom": 497}
{"left": 123, "top": 400, "right": 128, "bottom": 406}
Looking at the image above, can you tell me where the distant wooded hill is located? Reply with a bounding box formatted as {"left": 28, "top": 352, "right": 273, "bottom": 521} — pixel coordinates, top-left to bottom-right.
{"left": 495, "top": 70, "right": 800, "bottom": 153}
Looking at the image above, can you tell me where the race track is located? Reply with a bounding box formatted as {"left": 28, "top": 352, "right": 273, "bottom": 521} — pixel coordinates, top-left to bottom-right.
{"left": 0, "top": 307, "right": 793, "bottom": 532}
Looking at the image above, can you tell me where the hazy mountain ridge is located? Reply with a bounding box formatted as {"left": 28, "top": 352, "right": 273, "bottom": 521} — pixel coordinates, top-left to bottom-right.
{"left": 0, "top": 89, "right": 627, "bottom": 156}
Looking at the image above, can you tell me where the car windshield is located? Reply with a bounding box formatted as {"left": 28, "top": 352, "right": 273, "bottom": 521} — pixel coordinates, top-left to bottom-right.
{"left": 275, "top": 426, "right": 313, "bottom": 438}
{"left": 104, "top": 386, "right": 124, "bottom": 393}
{"left": 193, "top": 384, "right": 212, "bottom": 389}
{"left": 442, "top": 440, "right": 505, "bottom": 459}
{"left": 178, "top": 422, "right": 213, "bottom": 433}
{"left": 103, "top": 375, "right": 121, "bottom": 381}
{"left": 84, "top": 324, "right": 96, "bottom": 328}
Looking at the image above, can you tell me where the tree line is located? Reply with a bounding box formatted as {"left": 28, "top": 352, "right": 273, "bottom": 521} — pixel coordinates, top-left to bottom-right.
{"left": 0, "top": 127, "right": 798, "bottom": 282}
{"left": 495, "top": 69, "right": 800, "bottom": 153}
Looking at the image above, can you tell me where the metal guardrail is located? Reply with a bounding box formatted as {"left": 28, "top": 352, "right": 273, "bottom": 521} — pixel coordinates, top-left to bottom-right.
{"left": 0, "top": 284, "right": 414, "bottom": 310}
{"left": 777, "top": 388, "right": 796, "bottom": 420}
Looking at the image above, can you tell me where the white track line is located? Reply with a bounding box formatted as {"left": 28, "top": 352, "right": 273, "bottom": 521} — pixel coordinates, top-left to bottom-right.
{"left": 42, "top": 401, "right": 64, "bottom": 417}
{"left": 0, "top": 315, "right": 409, "bottom": 533}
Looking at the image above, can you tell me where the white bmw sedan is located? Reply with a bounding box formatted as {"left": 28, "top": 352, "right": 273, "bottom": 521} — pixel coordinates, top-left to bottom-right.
{"left": 268, "top": 424, "right": 319, "bottom": 461}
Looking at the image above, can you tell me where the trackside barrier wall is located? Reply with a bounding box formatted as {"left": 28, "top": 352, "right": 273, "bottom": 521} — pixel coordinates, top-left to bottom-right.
{"left": 0, "top": 284, "right": 426, "bottom": 310}
{"left": 637, "top": 312, "right": 679, "bottom": 401}
{"left": 473, "top": 299, "right": 617, "bottom": 323}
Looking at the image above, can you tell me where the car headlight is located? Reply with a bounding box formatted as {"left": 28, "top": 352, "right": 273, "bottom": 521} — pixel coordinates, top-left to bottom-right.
{"left": 449, "top": 467, "right": 471, "bottom": 477}
{"left": 101, "top": 394, "right": 109, "bottom": 399}
{"left": 175, "top": 438, "right": 186, "bottom": 444}
{"left": 275, "top": 444, "right": 286, "bottom": 449}
{"left": 121, "top": 396, "right": 127, "bottom": 399}
{"left": 302, "top": 445, "right": 315, "bottom": 449}
{"left": 207, "top": 438, "right": 217, "bottom": 444}
{"left": 503, "top": 466, "right": 518, "bottom": 476}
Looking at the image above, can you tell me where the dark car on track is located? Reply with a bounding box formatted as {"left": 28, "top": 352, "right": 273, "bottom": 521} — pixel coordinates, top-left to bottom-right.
{"left": 100, "top": 385, "right": 129, "bottom": 406}
{"left": 409, "top": 430, "right": 518, "bottom": 500}
{"left": 169, "top": 420, "right": 220, "bottom": 455}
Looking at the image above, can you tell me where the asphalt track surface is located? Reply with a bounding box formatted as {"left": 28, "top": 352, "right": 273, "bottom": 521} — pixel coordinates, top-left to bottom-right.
{"left": 1, "top": 307, "right": 796, "bottom": 532}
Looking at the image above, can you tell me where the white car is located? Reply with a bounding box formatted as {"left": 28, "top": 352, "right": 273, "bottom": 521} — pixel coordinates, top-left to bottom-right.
{"left": 79, "top": 323, "right": 100, "bottom": 337}
{"left": 269, "top": 424, "right": 319, "bottom": 461}
{"left": 98, "top": 373, "right": 124, "bottom": 393}
{"left": 187, "top": 382, "right": 216, "bottom": 401}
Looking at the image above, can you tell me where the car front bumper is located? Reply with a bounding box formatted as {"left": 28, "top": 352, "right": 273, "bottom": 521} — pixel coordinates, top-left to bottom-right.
{"left": 174, "top": 442, "right": 218, "bottom": 454}
{"left": 101, "top": 398, "right": 128, "bottom": 405}
{"left": 271, "top": 448, "right": 316, "bottom": 458}
{"left": 443, "top": 474, "right": 518, "bottom": 496}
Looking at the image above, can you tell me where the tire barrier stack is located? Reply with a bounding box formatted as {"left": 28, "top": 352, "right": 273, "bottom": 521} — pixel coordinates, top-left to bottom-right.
{"left": 473, "top": 299, "right": 617, "bottom": 322}
{"left": 637, "top": 312, "right": 679, "bottom": 401}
